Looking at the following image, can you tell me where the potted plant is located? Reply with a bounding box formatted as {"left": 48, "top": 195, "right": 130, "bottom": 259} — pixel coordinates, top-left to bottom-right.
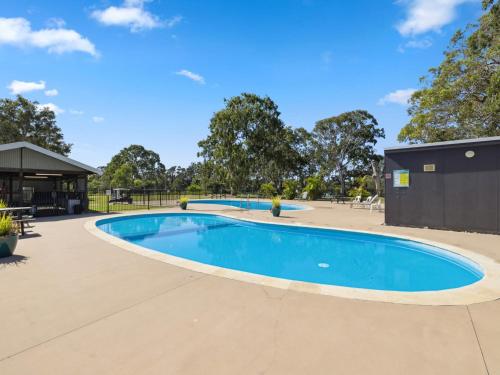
{"left": 179, "top": 196, "right": 189, "bottom": 210}
{"left": 271, "top": 197, "right": 281, "bottom": 217}
{"left": 0, "top": 213, "right": 17, "bottom": 258}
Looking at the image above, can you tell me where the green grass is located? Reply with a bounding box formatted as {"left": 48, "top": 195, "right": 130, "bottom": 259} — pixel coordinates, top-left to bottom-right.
{"left": 87, "top": 193, "right": 213, "bottom": 213}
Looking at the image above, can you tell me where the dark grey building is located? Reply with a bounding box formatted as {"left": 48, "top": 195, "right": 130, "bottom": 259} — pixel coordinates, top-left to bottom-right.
{"left": 384, "top": 136, "right": 500, "bottom": 234}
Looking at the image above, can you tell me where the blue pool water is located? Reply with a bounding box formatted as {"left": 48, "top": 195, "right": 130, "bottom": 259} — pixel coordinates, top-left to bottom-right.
{"left": 189, "top": 199, "right": 305, "bottom": 210}
{"left": 97, "top": 213, "right": 483, "bottom": 292}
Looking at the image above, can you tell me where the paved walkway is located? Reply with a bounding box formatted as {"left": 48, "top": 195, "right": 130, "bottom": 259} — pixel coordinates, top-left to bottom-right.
{"left": 0, "top": 202, "right": 498, "bottom": 374}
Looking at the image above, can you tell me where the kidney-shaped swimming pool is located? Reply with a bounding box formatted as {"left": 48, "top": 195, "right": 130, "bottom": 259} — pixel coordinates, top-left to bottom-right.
{"left": 96, "top": 213, "right": 483, "bottom": 292}
{"left": 189, "top": 199, "right": 305, "bottom": 210}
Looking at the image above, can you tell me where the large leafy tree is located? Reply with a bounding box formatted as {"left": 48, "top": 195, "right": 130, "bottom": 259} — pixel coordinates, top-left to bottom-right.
{"left": 0, "top": 95, "right": 72, "bottom": 155}
{"left": 399, "top": 0, "right": 499, "bottom": 143}
{"left": 312, "top": 110, "right": 385, "bottom": 195}
{"left": 101, "top": 145, "right": 166, "bottom": 188}
{"left": 198, "top": 93, "right": 298, "bottom": 194}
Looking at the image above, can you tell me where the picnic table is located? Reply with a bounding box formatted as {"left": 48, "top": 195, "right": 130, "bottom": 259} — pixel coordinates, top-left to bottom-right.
{"left": 0, "top": 207, "right": 34, "bottom": 236}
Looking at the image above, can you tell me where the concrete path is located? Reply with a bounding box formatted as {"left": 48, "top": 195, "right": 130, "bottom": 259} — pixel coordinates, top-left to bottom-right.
{"left": 0, "top": 202, "right": 498, "bottom": 374}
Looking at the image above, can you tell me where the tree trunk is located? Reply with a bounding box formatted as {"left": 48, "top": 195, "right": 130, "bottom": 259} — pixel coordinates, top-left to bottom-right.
{"left": 339, "top": 171, "right": 346, "bottom": 196}
{"left": 371, "top": 160, "right": 384, "bottom": 196}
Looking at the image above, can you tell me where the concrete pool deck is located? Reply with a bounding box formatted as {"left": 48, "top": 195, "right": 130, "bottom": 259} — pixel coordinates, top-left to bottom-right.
{"left": 1, "top": 200, "right": 499, "bottom": 374}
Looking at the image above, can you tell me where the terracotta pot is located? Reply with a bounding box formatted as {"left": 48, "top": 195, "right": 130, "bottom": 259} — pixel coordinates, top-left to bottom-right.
{"left": 180, "top": 202, "right": 188, "bottom": 210}
{"left": 0, "top": 234, "right": 18, "bottom": 258}
{"left": 271, "top": 207, "right": 281, "bottom": 217}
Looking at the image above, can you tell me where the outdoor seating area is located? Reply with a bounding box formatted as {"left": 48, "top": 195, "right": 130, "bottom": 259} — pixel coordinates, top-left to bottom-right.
{"left": 0, "top": 0, "right": 498, "bottom": 373}
{"left": 349, "top": 194, "right": 383, "bottom": 212}
{"left": 0, "top": 142, "right": 100, "bottom": 217}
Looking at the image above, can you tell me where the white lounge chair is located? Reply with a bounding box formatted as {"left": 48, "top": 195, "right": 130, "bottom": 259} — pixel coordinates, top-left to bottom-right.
{"left": 349, "top": 195, "right": 362, "bottom": 208}
{"left": 352, "top": 195, "right": 378, "bottom": 209}
{"left": 370, "top": 198, "right": 384, "bottom": 212}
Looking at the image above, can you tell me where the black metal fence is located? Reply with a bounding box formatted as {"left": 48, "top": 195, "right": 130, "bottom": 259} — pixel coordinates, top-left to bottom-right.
{"left": 87, "top": 190, "right": 227, "bottom": 213}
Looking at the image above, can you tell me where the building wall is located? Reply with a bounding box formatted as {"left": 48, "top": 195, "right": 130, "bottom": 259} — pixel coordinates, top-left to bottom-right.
{"left": 0, "top": 148, "right": 86, "bottom": 173}
{"left": 0, "top": 149, "right": 21, "bottom": 169}
{"left": 385, "top": 143, "right": 500, "bottom": 234}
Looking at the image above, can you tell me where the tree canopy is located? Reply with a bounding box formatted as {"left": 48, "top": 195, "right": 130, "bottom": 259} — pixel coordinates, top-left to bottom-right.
{"left": 87, "top": 94, "right": 385, "bottom": 198}
{"left": 198, "top": 93, "right": 299, "bottom": 194}
{"left": 399, "top": 0, "right": 499, "bottom": 143}
{"left": 0, "top": 95, "right": 72, "bottom": 155}
{"left": 101, "top": 145, "right": 166, "bottom": 188}
{"left": 312, "top": 110, "right": 385, "bottom": 194}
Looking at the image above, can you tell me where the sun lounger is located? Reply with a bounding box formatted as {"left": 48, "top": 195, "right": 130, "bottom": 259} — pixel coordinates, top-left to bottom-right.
{"left": 351, "top": 195, "right": 378, "bottom": 209}
{"left": 349, "top": 195, "right": 362, "bottom": 208}
{"left": 369, "top": 198, "right": 384, "bottom": 212}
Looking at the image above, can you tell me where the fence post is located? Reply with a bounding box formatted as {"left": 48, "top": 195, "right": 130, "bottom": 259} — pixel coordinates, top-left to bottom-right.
{"left": 106, "top": 195, "right": 110, "bottom": 214}
{"left": 159, "top": 191, "right": 162, "bottom": 206}
{"left": 147, "top": 191, "right": 150, "bottom": 210}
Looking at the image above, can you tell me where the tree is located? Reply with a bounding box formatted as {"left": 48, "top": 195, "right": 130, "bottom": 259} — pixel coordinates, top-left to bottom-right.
{"left": 282, "top": 179, "right": 300, "bottom": 200}
{"left": 198, "top": 93, "right": 298, "bottom": 194}
{"left": 371, "top": 156, "right": 384, "bottom": 197}
{"left": 303, "top": 175, "right": 325, "bottom": 200}
{"left": 259, "top": 182, "right": 276, "bottom": 198}
{"left": 102, "top": 145, "right": 166, "bottom": 188}
{"left": 186, "top": 183, "right": 203, "bottom": 194}
{"left": 399, "top": 0, "right": 499, "bottom": 143}
{"left": 0, "top": 95, "right": 72, "bottom": 155}
{"left": 110, "top": 163, "right": 134, "bottom": 188}
{"left": 312, "top": 110, "right": 385, "bottom": 195}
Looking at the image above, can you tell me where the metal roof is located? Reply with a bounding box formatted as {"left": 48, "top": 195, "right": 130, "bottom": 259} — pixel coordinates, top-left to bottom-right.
{"left": 385, "top": 136, "right": 500, "bottom": 152}
{"left": 0, "top": 142, "right": 101, "bottom": 174}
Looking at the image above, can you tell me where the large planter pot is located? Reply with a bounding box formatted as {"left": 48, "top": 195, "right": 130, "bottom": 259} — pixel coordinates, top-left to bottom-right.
{"left": 180, "top": 202, "right": 188, "bottom": 210}
{"left": 0, "top": 234, "right": 18, "bottom": 258}
{"left": 271, "top": 207, "right": 281, "bottom": 217}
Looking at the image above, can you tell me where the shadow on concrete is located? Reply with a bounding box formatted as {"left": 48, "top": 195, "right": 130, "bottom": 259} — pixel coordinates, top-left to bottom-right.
{"left": 34, "top": 212, "right": 110, "bottom": 223}
{"left": 0, "top": 254, "right": 29, "bottom": 268}
{"left": 19, "top": 233, "right": 42, "bottom": 239}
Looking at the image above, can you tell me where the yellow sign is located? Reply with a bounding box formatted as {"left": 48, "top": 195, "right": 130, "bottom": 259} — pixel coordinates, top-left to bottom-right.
{"left": 393, "top": 170, "right": 409, "bottom": 187}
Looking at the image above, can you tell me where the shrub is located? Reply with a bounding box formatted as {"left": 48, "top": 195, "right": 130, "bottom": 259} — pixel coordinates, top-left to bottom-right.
{"left": 282, "top": 180, "right": 299, "bottom": 200}
{"left": 0, "top": 200, "right": 7, "bottom": 209}
{"left": 347, "top": 186, "right": 371, "bottom": 199}
{"left": 303, "top": 175, "right": 325, "bottom": 200}
{"left": 187, "top": 183, "right": 203, "bottom": 194}
{"left": 271, "top": 196, "right": 281, "bottom": 209}
{"left": 0, "top": 214, "right": 13, "bottom": 237}
{"left": 348, "top": 176, "right": 372, "bottom": 199}
{"left": 259, "top": 183, "right": 276, "bottom": 198}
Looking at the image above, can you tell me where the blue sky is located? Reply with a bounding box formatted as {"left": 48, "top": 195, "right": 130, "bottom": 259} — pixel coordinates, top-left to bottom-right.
{"left": 0, "top": 0, "right": 483, "bottom": 168}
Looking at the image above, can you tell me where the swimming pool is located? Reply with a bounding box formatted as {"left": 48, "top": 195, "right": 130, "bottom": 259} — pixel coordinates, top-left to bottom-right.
{"left": 96, "top": 213, "right": 483, "bottom": 292}
{"left": 189, "top": 199, "right": 305, "bottom": 210}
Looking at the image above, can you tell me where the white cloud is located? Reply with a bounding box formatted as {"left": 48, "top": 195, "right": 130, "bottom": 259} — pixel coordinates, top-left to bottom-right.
{"left": 46, "top": 17, "right": 66, "bottom": 28}
{"left": 398, "top": 38, "right": 433, "bottom": 53}
{"left": 165, "top": 15, "right": 182, "bottom": 28}
{"left": 37, "top": 102, "right": 64, "bottom": 115}
{"left": 44, "top": 88, "right": 58, "bottom": 97}
{"left": 0, "top": 17, "right": 98, "bottom": 56}
{"left": 7, "top": 80, "right": 46, "bottom": 94}
{"left": 92, "top": 116, "right": 105, "bottom": 123}
{"left": 175, "top": 69, "right": 205, "bottom": 84}
{"left": 91, "top": 0, "right": 177, "bottom": 32}
{"left": 397, "top": 0, "right": 475, "bottom": 36}
{"left": 404, "top": 38, "right": 433, "bottom": 49}
{"left": 378, "top": 88, "right": 416, "bottom": 105}
{"left": 69, "top": 109, "right": 84, "bottom": 115}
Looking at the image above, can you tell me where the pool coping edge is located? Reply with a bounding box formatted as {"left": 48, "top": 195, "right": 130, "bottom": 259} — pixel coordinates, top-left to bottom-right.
{"left": 84, "top": 211, "right": 500, "bottom": 306}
